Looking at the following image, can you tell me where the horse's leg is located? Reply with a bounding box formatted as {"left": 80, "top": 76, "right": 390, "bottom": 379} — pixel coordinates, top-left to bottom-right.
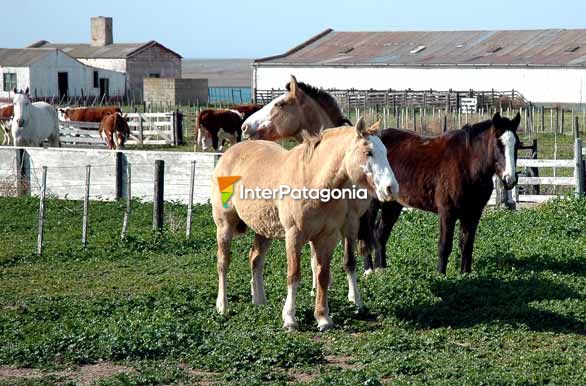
{"left": 360, "top": 201, "right": 379, "bottom": 275}
{"left": 437, "top": 211, "right": 456, "bottom": 274}
{"left": 282, "top": 228, "right": 304, "bottom": 330}
{"left": 343, "top": 236, "right": 363, "bottom": 309}
{"left": 312, "top": 233, "right": 337, "bottom": 331}
{"left": 374, "top": 201, "right": 403, "bottom": 270}
{"left": 249, "top": 233, "right": 271, "bottom": 305}
{"left": 310, "top": 242, "right": 332, "bottom": 297}
{"left": 459, "top": 213, "right": 481, "bottom": 274}
{"left": 215, "top": 223, "right": 234, "bottom": 315}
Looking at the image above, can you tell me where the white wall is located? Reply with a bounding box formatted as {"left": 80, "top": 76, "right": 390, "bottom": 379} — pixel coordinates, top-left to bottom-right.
{"left": 78, "top": 58, "right": 126, "bottom": 73}
{"left": 28, "top": 51, "right": 126, "bottom": 98}
{"left": 0, "top": 147, "right": 219, "bottom": 204}
{"left": 256, "top": 65, "right": 586, "bottom": 104}
{"left": 0, "top": 67, "right": 30, "bottom": 98}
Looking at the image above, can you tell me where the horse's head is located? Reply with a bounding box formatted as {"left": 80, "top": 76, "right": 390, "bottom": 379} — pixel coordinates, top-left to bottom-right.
{"left": 242, "top": 75, "right": 308, "bottom": 141}
{"left": 492, "top": 112, "right": 521, "bottom": 190}
{"left": 12, "top": 88, "right": 31, "bottom": 129}
{"left": 344, "top": 118, "right": 399, "bottom": 201}
{"left": 58, "top": 108, "right": 70, "bottom": 121}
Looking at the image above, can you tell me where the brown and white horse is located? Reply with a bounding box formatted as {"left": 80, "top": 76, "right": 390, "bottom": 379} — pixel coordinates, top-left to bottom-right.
{"left": 59, "top": 106, "right": 122, "bottom": 122}
{"left": 362, "top": 113, "right": 521, "bottom": 274}
{"left": 99, "top": 112, "right": 130, "bottom": 150}
{"left": 212, "top": 119, "right": 398, "bottom": 331}
{"left": 0, "top": 104, "right": 13, "bottom": 145}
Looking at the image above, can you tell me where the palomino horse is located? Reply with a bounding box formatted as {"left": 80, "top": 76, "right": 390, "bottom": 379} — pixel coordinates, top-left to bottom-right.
{"left": 242, "top": 76, "right": 351, "bottom": 140}
{"left": 241, "top": 76, "right": 379, "bottom": 308}
{"left": 11, "top": 88, "right": 60, "bottom": 147}
{"left": 212, "top": 119, "right": 398, "bottom": 331}
{"left": 362, "top": 112, "right": 520, "bottom": 275}
{"left": 99, "top": 112, "right": 130, "bottom": 150}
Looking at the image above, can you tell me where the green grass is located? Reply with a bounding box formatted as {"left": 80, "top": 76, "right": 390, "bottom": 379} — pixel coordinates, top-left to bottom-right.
{"left": 1, "top": 196, "right": 586, "bottom": 385}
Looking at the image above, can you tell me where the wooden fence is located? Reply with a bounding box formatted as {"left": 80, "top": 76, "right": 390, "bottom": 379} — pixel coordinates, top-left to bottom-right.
{"left": 59, "top": 112, "right": 184, "bottom": 147}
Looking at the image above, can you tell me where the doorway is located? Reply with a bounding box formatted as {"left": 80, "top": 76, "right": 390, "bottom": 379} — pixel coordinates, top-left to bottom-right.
{"left": 99, "top": 78, "right": 109, "bottom": 99}
{"left": 58, "top": 72, "right": 68, "bottom": 99}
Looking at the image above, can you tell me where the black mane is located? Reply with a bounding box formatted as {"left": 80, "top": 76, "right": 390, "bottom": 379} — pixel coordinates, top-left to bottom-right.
{"left": 461, "top": 119, "right": 493, "bottom": 138}
{"left": 285, "top": 81, "right": 352, "bottom": 126}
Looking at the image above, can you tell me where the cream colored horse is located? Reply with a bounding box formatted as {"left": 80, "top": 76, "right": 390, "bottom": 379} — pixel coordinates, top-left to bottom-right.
{"left": 212, "top": 119, "right": 398, "bottom": 331}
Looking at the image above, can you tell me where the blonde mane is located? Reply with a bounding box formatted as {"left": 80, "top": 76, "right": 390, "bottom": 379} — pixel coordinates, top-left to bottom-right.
{"left": 300, "top": 127, "right": 352, "bottom": 163}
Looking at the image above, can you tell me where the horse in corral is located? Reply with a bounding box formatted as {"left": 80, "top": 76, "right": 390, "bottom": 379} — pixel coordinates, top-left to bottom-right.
{"left": 212, "top": 118, "right": 398, "bottom": 331}
{"left": 99, "top": 112, "right": 130, "bottom": 150}
{"left": 196, "top": 109, "right": 244, "bottom": 151}
{"left": 58, "top": 106, "right": 122, "bottom": 122}
{"left": 242, "top": 76, "right": 351, "bottom": 141}
{"left": 240, "top": 76, "right": 382, "bottom": 306}
{"left": 231, "top": 104, "right": 263, "bottom": 120}
{"left": 362, "top": 112, "right": 521, "bottom": 275}
{"left": 0, "top": 104, "right": 13, "bottom": 145}
{"left": 11, "top": 88, "right": 60, "bottom": 147}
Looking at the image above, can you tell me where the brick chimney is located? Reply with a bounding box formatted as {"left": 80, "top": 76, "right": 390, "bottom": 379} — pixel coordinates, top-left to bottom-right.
{"left": 91, "top": 16, "right": 113, "bottom": 47}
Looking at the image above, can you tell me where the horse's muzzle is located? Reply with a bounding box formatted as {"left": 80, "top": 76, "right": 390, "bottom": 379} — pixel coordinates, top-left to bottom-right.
{"left": 16, "top": 119, "right": 25, "bottom": 128}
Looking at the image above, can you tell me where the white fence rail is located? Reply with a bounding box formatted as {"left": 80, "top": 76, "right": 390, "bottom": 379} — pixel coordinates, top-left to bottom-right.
{"left": 59, "top": 112, "right": 180, "bottom": 147}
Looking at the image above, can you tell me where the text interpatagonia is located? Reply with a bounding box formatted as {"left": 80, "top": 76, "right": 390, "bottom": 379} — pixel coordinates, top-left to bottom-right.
{"left": 239, "top": 184, "right": 368, "bottom": 202}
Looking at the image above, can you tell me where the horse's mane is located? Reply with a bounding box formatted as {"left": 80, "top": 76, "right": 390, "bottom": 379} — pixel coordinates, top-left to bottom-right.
{"left": 300, "top": 127, "right": 348, "bottom": 163}
{"left": 286, "top": 81, "right": 352, "bottom": 126}
{"left": 461, "top": 119, "right": 493, "bottom": 138}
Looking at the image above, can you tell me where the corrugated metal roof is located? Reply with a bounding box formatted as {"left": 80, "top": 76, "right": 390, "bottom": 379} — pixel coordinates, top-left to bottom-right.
{"left": 256, "top": 29, "right": 586, "bottom": 67}
{"left": 28, "top": 40, "right": 182, "bottom": 59}
{"left": 0, "top": 48, "right": 54, "bottom": 66}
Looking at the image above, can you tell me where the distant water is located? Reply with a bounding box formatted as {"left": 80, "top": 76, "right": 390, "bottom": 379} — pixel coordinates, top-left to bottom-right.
{"left": 208, "top": 87, "right": 252, "bottom": 104}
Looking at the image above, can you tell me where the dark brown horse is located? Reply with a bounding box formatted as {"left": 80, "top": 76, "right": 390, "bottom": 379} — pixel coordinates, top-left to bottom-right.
{"left": 99, "top": 112, "right": 130, "bottom": 150}
{"left": 362, "top": 112, "right": 520, "bottom": 274}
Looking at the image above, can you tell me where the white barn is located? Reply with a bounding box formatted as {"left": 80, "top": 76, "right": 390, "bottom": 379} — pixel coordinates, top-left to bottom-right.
{"left": 253, "top": 29, "right": 586, "bottom": 104}
{"left": 0, "top": 48, "right": 126, "bottom": 101}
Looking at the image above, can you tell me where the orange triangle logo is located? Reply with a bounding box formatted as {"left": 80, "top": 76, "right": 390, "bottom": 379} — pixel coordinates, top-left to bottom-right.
{"left": 217, "top": 176, "right": 241, "bottom": 191}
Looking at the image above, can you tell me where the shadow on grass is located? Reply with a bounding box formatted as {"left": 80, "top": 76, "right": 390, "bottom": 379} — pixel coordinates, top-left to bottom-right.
{"left": 495, "top": 252, "right": 586, "bottom": 277}
{"left": 395, "top": 275, "right": 586, "bottom": 334}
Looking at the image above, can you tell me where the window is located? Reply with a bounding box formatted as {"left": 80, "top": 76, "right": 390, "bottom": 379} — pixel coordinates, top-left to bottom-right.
{"left": 3, "top": 73, "right": 17, "bottom": 92}
{"left": 148, "top": 73, "right": 160, "bottom": 78}
{"left": 93, "top": 71, "right": 99, "bottom": 88}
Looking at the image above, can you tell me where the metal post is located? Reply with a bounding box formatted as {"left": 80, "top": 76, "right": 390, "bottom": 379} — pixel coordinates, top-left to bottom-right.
{"left": 37, "top": 166, "right": 47, "bottom": 256}
{"left": 121, "top": 163, "right": 131, "bottom": 239}
{"left": 186, "top": 160, "right": 196, "bottom": 238}
{"left": 82, "top": 165, "right": 91, "bottom": 247}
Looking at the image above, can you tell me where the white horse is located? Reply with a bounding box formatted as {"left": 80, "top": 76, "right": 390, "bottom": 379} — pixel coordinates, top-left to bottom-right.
{"left": 11, "top": 88, "right": 60, "bottom": 147}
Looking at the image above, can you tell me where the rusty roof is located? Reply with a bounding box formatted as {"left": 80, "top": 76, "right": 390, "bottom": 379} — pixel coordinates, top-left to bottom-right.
{"left": 255, "top": 29, "right": 586, "bottom": 67}
{"left": 27, "top": 40, "right": 182, "bottom": 59}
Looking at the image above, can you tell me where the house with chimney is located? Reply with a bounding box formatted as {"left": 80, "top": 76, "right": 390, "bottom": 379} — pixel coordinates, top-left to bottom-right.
{"left": 29, "top": 16, "right": 182, "bottom": 100}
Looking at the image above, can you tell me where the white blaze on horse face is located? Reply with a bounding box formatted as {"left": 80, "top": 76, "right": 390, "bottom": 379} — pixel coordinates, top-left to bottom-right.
{"left": 12, "top": 94, "right": 29, "bottom": 129}
{"left": 241, "top": 93, "right": 286, "bottom": 139}
{"left": 500, "top": 130, "right": 517, "bottom": 187}
{"left": 364, "top": 135, "right": 399, "bottom": 201}
{"left": 201, "top": 130, "right": 213, "bottom": 151}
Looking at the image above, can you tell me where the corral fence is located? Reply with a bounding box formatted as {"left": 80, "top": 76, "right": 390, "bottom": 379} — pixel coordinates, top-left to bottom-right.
{"left": 59, "top": 112, "right": 185, "bottom": 147}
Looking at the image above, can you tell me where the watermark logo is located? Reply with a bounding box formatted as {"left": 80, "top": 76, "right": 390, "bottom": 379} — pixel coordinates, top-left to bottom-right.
{"left": 217, "top": 176, "right": 241, "bottom": 208}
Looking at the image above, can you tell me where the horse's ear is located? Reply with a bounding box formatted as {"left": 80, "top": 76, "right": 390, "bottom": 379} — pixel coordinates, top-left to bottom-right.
{"left": 12, "top": 87, "right": 17, "bottom": 94}
{"left": 289, "top": 75, "right": 302, "bottom": 101}
{"left": 492, "top": 112, "right": 503, "bottom": 128}
{"left": 355, "top": 117, "right": 366, "bottom": 137}
{"left": 24, "top": 87, "right": 29, "bottom": 95}
{"left": 511, "top": 112, "right": 521, "bottom": 132}
{"left": 366, "top": 118, "right": 382, "bottom": 136}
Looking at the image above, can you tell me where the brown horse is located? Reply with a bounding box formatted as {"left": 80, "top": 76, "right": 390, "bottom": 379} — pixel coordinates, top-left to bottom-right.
{"left": 196, "top": 109, "right": 244, "bottom": 151}
{"left": 241, "top": 76, "right": 351, "bottom": 141}
{"left": 99, "top": 112, "right": 130, "bottom": 150}
{"left": 363, "top": 112, "right": 521, "bottom": 275}
{"left": 0, "top": 104, "right": 13, "bottom": 145}
{"left": 212, "top": 119, "right": 398, "bottom": 331}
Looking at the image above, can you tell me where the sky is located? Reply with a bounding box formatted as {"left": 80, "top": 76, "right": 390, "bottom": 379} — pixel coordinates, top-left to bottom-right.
{"left": 3, "top": 0, "right": 586, "bottom": 59}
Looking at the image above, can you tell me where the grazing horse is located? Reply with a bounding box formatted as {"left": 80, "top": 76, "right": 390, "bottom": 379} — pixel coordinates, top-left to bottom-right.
{"left": 58, "top": 106, "right": 121, "bottom": 122}
{"left": 242, "top": 76, "right": 351, "bottom": 141}
{"left": 0, "top": 104, "right": 13, "bottom": 145}
{"left": 212, "top": 119, "right": 398, "bottom": 331}
{"left": 196, "top": 108, "right": 253, "bottom": 151}
{"left": 363, "top": 112, "right": 521, "bottom": 275}
{"left": 99, "top": 112, "right": 130, "bottom": 150}
{"left": 11, "top": 89, "right": 60, "bottom": 147}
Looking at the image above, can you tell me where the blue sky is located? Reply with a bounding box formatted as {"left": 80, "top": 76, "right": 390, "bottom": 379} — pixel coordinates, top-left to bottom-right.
{"left": 3, "top": 0, "right": 585, "bottom": 58}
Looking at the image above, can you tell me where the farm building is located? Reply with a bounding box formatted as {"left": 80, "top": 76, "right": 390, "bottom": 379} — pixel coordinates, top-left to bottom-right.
{"left": 29, "top": 17, "right": 182, "bottom": 100}
{"left": 253, "top": 29, "right": 586, "bottom": 104}
{"left": 0, "top": 48, "right": 125, "bottom": 101}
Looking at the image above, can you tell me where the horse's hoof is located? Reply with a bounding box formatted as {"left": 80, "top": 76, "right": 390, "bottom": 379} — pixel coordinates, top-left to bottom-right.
{"left": 216, "top": 299, "right": 228, "bottom": 315}
{"left": 317, "top": 320, "right": 334, "bottom": 332}
{"left": 374, "top": 268, "right": 385, "bottom": 274}
{"left": 283, "top": 320, "right": 298, "bottom": 331}
{"left": 363, "top": 269, "right": 374, "bottom": 277}
{"left": 310, "top": 289, "right": 316, "bottom": 297}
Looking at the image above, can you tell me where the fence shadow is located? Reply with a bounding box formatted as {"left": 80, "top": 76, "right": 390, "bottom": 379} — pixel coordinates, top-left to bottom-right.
{"left": 395, "top": 275, "right": 586, "bottom": 335}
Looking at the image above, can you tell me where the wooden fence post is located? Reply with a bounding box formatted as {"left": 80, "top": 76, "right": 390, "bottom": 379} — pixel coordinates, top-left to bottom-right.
{"left": 121, "top": 163, "right": 131, "bottom": 239}
{"left": 82, "top": 165, "right": 91, "bottom": 247}
{"left": 153, "top": 160, "right": 165, "bottom": 231}
{"left": 37, "top": 166, "right": 47, "bottom": 256}
{"left": 186, "top": 160, "right": 196, "bottom": 238}
{"left": 115, "top": 152, "right": 123, "bottom": 200}
{"left": 575, "top": 120, "right": 584, "bottom": 196}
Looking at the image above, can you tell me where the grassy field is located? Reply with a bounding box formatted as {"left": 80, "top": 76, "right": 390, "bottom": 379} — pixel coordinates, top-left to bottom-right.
{"left": 1, "top": 196, "right": 586, "bottom": 385}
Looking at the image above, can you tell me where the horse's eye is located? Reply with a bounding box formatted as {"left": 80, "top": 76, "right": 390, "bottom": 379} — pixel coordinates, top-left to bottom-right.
{"left": 366, "top": 150, "right": 373, "bottom": 157}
